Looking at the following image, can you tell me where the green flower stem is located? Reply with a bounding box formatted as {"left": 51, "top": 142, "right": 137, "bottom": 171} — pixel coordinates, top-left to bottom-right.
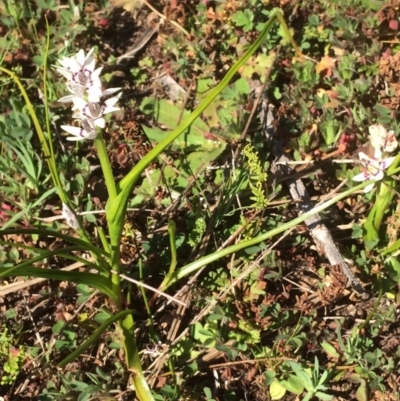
{"left": 121, "top": 313, "right": 155, "bottom": 401}
{"left": 94, "top": 131, "right": 118, "bottom": 201}
{"left": 364, "top": 181, "right": 395, "bottom": 244}
{"left": 94, "top": 132, "right": 121, "bottom": 305}
{"left": 364, "top": 152, "right": 400, "bottom": 246}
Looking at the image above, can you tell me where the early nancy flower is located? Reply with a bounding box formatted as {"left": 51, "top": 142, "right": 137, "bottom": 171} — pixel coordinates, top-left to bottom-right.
{"left": 71, "top": 94, "right": 121, "bottom": 129}
{"left": 352, "top": 149, "right": 396, "bottom": 193}
{"left": 61, "top": 118, "right": 97, "bottom": 141}
{"left": 383, "top": 130, "right": 398, "bottom": 153}
{"left": 369, "top": 124, "right": 398, "bottom": 154}
{"left": 55, "top": 48, "right": 103, "bottom": 102}
{"left": 369, "top": 124, "right": 387, "bottom": 149}
{"left": 58, "top": 84, "right": 121, "bottom": 105}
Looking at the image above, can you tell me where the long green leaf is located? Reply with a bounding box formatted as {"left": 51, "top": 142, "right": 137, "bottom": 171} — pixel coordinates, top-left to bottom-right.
{"left": 0, "top": 246, "right": 84, "bottom": 276}
{"left": 0, "top": 228, "right": 109, "bottom": 259}
{"left": 0, "top": 266, "right": 117, "bottom": 302}
{"left": 58, "top": 309, "right": 134, "bottom": 368}
{"left": 160, "top": 180, "right": 371, "bottom": 290}
{"left": 0, "top": 241, "right": 101, "bottom": 271}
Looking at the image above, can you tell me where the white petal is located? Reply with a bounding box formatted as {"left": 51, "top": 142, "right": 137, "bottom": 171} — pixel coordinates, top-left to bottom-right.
{"left": 370, "top": 136, "right": 385, "bottom": 151}
{"left": 87, "top": 93, "right": 101, "bottom": 104}
{"left": 66, "top": 82, "right": 86, "bottom": 97}
{"left": 61, "top": 125, "right": 83, "bottom": 136}
{"left": 68, "top": 58, "right": 83, "bottom": 73}
{"left": 54, "top": 67, "right": 73, "bottom": 80}
{"left": 89, "top": 74, "right": 102, "bottom": 90}
{"left": 382, "top": 156, "right": 396, "bottom": 169}
{"left": 91, "top": 77, "right": 102, "bottom": 89}
{"left": 86, "top": 48, "right": 95, "bottom": 59}
{"left": 102, "top": 87, "right": 121, "bottom": 97}
{"left": 373, "top": 148, "right": 383, "bottom": 160}
{"left": 374, "top": 170, "right": 384, "bottom": 181}
{"left": 384, "top": 133, "right": 398, "bottom": 153}
{"left": 353, "top": 171, "right": 369, "bottom": 182}
{"left": 363, "top": 183, "right": 375, "bottom": 193}
{"left": 75, "top": 49, "right": 86, "bottom": 66}
{"left": 91, "top": 67, "right": 103, "bottom": 80}
{"left": 57, "top": 57, "right": 72, "bottom": 68}
{"left": 57, "top": 94, "right": 75, "bottom": 103}
{"left": 385, "top": 143, "right": 398, "bottom": 153}
{"left": 61, "top": 123, "right": 97, "bottom": 140}
{"left": 105, "top": 93, "right": 121, "bottom": 107}
{"left": 87, "top": 86, "right": 103, "bottom": 103}
{"left": 358, "top": 152, "right": 371, "bottom": 162}
{"left": 369, "top": 124, "right": 387, "bottom": 151}
{"left": 85, "top": 56, "right": 96, "bottom": 72}
{"left": 87, "top": 92, "right": 101, "bottom": 103}
{"left": 103, "top": 106, "right": 120, "bottom": 115}
{"left": 72, "top": 97, "right": 87, "bottom": 111}
{"left": 81, "top": 118, "right": 97, "bottom": 133}
{"left": 93, "top": 117, "right": 106, "bottom": 128}
{"left": 82, "top": 48, "right": 95, "bottom": 68}
{"left": 369, "top": 124, "right": 387, "bottom": 139}
{"left": 66, "top": 136, "right": 86, "bottom": 141}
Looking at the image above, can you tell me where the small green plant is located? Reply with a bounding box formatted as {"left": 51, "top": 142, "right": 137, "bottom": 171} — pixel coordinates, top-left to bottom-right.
{"left": 242, "top": 144, "right": 268, "bottom": 209}
{"left": 0, "top": 327, "right": 26, "bottom": 385}
{"left": 289, "top": 358, "right": 333, "bottom": 401}
{"left": 271, "top": 358, "right": 333, "bottom": 401}
{"left": 38, "top": 367, "right": 121, "bottom": 401}
{"left": 188, "top": 216, "right": 206, "bottom": 248}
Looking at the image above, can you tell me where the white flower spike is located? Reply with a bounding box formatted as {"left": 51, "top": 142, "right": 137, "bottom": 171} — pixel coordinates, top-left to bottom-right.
{"left": 352, "top": 150, "right": 396, "bottom": 193}
{"left": 55, "top": 48, "right": 122, "bottom": 142}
